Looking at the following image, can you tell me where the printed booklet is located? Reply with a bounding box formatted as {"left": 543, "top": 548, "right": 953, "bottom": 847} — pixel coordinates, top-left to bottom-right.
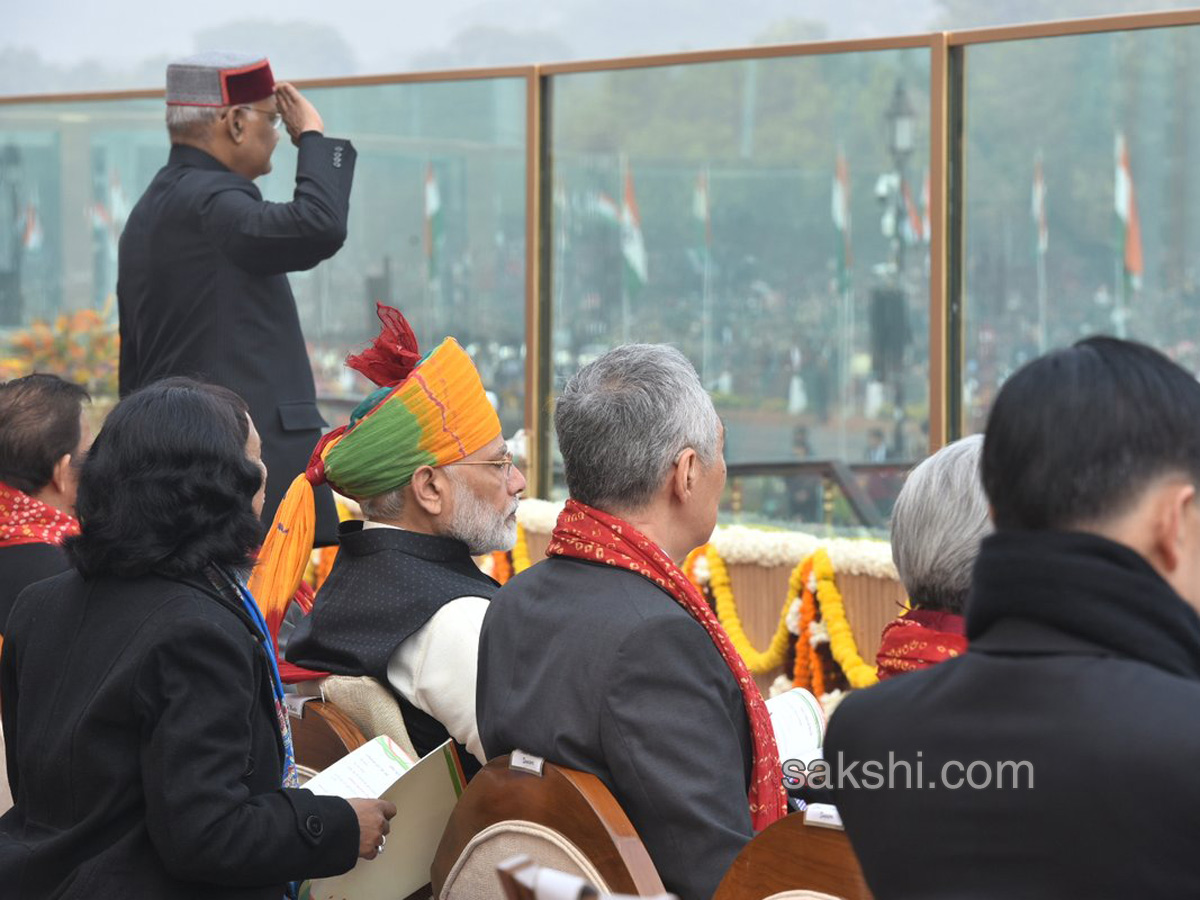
{"left": 299, "top": 736, "right": 466, "bottom": 900}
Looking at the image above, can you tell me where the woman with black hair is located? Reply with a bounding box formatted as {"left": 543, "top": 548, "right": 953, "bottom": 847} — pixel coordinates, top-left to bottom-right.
{"left": 0, "top": 377, "right": 394, "bottom": 899}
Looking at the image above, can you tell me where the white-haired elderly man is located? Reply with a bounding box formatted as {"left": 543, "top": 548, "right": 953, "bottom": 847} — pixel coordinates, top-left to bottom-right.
{"left": 476, "top": 344, "right": 787, "bottom": 900}
{"left": 118, "top": 52, "right": 353, "bottom": 544}
{"left": 875, "top": 434, "right": 990, "bottom": 678}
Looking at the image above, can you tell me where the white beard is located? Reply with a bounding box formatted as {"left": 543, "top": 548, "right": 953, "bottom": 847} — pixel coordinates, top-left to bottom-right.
{"left": 444, "top": 477, "right": 518, "bottom": 555}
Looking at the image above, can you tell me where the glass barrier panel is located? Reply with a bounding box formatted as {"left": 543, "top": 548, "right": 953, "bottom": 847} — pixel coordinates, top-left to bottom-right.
{"left": 0, "top": 99, "right": 164, "bottom": 399}
{"left": 0, "top": 77, "right": 528, "bottom": 437}
{"left": 962, "top": 26, "right": 1200, "bottom": 432}
{"left": 262, "top": 79, "right": 528, "bottom": 435}
{"left": 718, "top": 464, "right": 899, "bottom": 538}
{"left": 547, "top": 50, "right": 932, "bottom": 523}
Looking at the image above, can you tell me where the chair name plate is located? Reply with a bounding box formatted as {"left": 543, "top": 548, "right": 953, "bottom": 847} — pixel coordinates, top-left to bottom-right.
{"left": 803, "top": 803, "right": 845, "bottom": 830}
{"left": 510, "top": 750, "right": 546, "bottom": 776}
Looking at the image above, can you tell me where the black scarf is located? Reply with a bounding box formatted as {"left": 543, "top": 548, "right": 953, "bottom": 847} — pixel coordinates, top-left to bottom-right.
{"left": 967, "top": 530, "right": 1200, "bottom": 681}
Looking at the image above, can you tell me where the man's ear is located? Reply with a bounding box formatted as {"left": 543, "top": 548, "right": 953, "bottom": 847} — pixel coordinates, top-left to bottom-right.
{"left": 225, "top": 108, "right": 245, "bottom": 145}
{"left": 409, "top": 465, "right": 446, "bottom": 516}
{"left": 1155, "top": 481, "right": 1196, "bottom": 573}
{"left": 49, "top": 453, "right": 72, "bottom": 497}
{"left": 671, "top": 448, "right": 698, "bottom": 503}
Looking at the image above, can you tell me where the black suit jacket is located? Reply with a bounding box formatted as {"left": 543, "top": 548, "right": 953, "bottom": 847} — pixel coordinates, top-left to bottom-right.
{"left": 0, "top": 542, "right": 69, "bottom": 636}
{"left": 477, "top": 556, "right": 754, "bottom": 900}
{"left": 0, "top": 567, "right": 359, "bottom": 899}
{"left": 117, "top": 136, "right": 357, "bottom": 542}
{"left": 825, "top": 531, "right": 1200, "bottom": 899}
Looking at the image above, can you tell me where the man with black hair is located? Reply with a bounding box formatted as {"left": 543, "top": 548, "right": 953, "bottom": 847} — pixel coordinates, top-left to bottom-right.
{"left": 826, "top": 336, "right": 1200, "bottom": 898}
{"left": 0, "top": 374, "right": 90, "bottom": 636}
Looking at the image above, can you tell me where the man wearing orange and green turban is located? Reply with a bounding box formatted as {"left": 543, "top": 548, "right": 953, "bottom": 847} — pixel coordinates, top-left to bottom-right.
{"left": 253, "top": 304, "right": 525, "bottom": 775}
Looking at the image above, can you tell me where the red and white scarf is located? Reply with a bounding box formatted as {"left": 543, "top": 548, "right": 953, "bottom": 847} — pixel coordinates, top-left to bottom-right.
{"left": 548, "top": 498, "right": 787, "bottom": 831}
{"left": 875, "top": 607, "right": 968, "bottom": 681}
{"left": 0, "top": 481, "right": 79, "bottom": 549}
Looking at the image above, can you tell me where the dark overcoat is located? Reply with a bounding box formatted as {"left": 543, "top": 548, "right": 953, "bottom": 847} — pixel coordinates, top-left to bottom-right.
{"left": 117, "top": 135, "right": 357, "bottom": 543}
{"left": 826, "top": 531, "right": 1200, "bottom": 899}
{"left": 0, "top": 568, "right": 360, "bottom": 898}
{"left": 0, "top": 542, "right": 68, "bottom": 636}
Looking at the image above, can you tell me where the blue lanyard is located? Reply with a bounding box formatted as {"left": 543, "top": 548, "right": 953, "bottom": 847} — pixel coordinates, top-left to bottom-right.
{"left": 230, "top": 574, "right": 299, "bottom": 900}
{"left": 232, "top": 577, "right": 287, "bottom": 706}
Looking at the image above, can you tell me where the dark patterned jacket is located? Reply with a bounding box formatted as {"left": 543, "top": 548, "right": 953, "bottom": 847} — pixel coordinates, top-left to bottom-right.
{"left": 287, "top": 522, "right": 497, "bottom": 777}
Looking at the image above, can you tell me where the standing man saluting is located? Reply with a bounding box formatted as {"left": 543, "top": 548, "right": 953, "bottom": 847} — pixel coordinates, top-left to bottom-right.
{"left": 119, "top": 52, "right": 354, "bottom": 542}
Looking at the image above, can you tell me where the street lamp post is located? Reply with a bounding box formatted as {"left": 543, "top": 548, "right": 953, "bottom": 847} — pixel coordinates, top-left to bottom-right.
{"left": 883, "top": 78, "right": 916, "bottom": 276}
{"left": 871, "top": 78, "right": 918, "bottom": 460}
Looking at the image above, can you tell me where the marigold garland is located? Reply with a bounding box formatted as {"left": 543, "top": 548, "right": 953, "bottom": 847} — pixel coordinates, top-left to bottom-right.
{"left": 564, "top": 527, "right": 877, "bottom": 691}
{"left": 791, "top": 557, "right": 817, "bottom": 691}
{"left": 810, "top": 634, "right": 827, "bottom": 698}
{"left": 683, "top": 544, "right": 707, "bottom": 586}
{"left": 707, "top": 543, "right": 792, "bottom": 674}
{"left": 512, "top": 522, "right": 532, "bottom": 573}
{"left": 490, "top": 549, "right": 513, "bottom": 584}
{"left": 310, "top": 545, "right": 338, "bottom": 592}
{"left": 307, "top": 498, "right": 355, "bottom": 592}
{"left": 812, "top": 548, "right": 878, "bottom": 689}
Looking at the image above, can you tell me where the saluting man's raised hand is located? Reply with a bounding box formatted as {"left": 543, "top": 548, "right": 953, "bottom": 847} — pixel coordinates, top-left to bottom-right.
{"left": 275, "top": 83, "right": 324, "bottom": 147}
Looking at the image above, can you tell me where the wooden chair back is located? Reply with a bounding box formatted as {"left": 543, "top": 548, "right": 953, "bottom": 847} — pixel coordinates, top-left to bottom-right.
{"left": 713, "top": 814, "right": 872, "bottom": 900}
{"left": 432, "top": 754, "right": 664, "bottom": 899}
{"left": 288, "top": 698, "right": 367, "bottom": 780}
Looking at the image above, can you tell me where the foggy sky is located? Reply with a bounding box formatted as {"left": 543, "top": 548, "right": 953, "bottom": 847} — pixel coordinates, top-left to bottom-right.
{"left": 6, "top": 0, "right": 943, "bottom": 82}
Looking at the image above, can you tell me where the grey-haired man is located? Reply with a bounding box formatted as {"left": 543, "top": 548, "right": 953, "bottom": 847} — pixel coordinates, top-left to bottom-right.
{"left": 118, "top": 52, "right": 353, "bottom": 543}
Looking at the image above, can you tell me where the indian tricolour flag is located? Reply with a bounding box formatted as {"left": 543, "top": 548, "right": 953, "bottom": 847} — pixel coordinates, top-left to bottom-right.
{"left": 920, "top": 169, "right": 931, "bottom": 244}
{"left": 902, "top": 179, "right": 925, "bottom": 244}
{"left": 1032, "top": 152, "right": 1048, "bottom": 256}
{"left": 621, "top": 166, "right": 648, "bottom": 292}
{"left": 692, "top": 169, "right": 712, "bottom": 257}
{"left": 831, "top": 150, "right": 852, "bottom": 294}
{"left": 1114, "top": 132, "right": 1143, "bottom": 293}
{"left": 424, "top": 163, "right": 442, "bottom": 281}
{"left": 588, "top": 190, "right": 620, "bottom": 224}
{"left": 22, "top": 193, "right": 42, "bottom": 251}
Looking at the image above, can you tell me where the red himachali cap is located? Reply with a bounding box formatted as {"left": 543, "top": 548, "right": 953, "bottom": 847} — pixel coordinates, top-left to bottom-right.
{"left": 165, "top": 52, "right": 275, "bottom": 107}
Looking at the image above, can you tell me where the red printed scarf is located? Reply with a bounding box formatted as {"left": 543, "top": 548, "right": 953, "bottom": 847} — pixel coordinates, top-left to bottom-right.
{"left": 547, "top": 498, "right": 787, "bottom": 831}
{"left": 875, "top": 608, "right": 968, "bottom": 681}
{"left": 0, "top": 481, "right": 79, "bottom": 549}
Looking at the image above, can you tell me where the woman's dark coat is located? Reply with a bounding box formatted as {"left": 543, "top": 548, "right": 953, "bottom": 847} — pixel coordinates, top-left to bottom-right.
{"left": 0, "top": 568, "right": 359, "bottom": 899}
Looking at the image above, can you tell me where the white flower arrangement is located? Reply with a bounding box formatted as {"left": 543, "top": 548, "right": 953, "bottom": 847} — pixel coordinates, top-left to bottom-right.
{"left": 515, "top": 498, "right": 897, "bottom": 580}
{"left": 768, "top": 673, "right": 795, "bottom": 699}
{"left": 515, "top": 497, "right": 562, "bottom": 534}
{"left": 785, "top": 598, "right": 802, "bottom": 636}
{"left": 710, "top": 526, "right": 896, "bottom": 578}
{"left": 819, "top": 536, "right": 898, "bottom": 579}
{"left": 711, "top": 524, "right": 821, "bottom": 567}
{"left": 808, "top": 619, "right": 830, "bottom": 648}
